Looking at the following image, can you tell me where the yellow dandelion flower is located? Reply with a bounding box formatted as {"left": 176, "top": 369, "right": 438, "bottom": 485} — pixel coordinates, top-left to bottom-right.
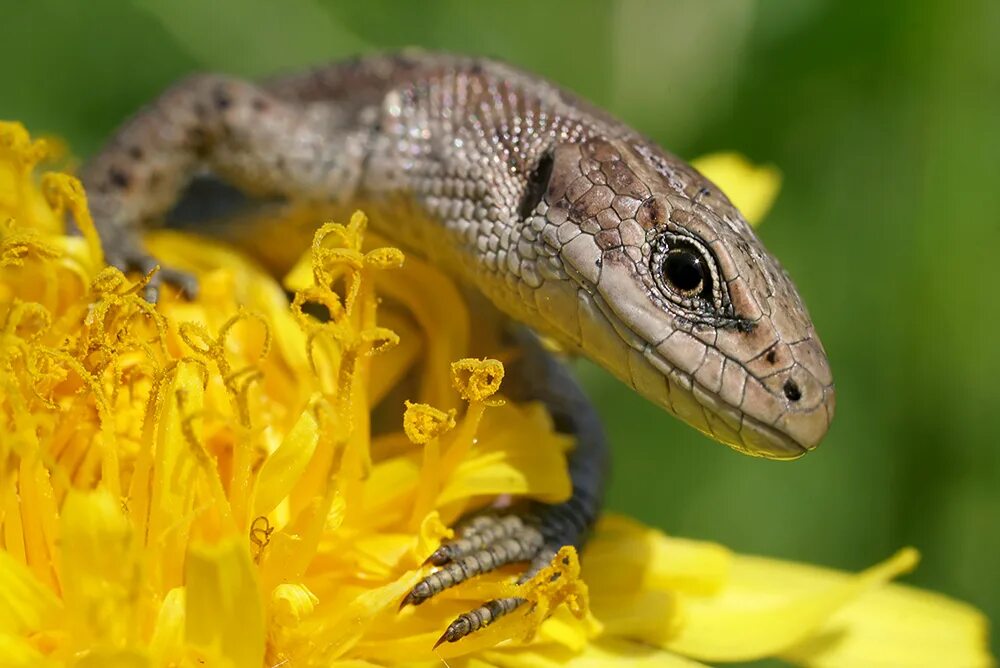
{"left": 691, "top": 152, "right": 782, "bottom": 227}
{"left": 0, "top": 121, "right": 992, "bottom": 667}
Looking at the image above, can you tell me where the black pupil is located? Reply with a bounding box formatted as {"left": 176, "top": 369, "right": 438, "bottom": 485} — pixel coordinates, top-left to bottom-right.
{"left": 665, "top": 250, "right": 704, "bottom": 293}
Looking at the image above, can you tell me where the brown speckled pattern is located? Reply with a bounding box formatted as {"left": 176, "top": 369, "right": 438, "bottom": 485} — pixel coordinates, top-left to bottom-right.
{"left": 82, "top": 50, "right": 833, "bottom": 457}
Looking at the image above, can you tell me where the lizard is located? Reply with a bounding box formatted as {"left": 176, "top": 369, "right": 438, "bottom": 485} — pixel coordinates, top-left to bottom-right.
{"left": 80, "top": 51, "right": 836, "bottom": 646}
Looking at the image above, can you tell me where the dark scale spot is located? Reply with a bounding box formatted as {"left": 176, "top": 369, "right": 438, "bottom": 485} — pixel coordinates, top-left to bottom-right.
{"left": 188, "top": 126, "right": 207, "bottom": 145}
{"left": 583, "top": 139, "right": 620, "bottom": 162}
{"left": 517, "top": 149, "right": 554, "bottom": 220}
{"left": 766, "top": 348, "right": 778, "bottom": 364}
{"left": 595, "top": 229, "right": 622, "bottom": 250}
{"left": 636, "top": 197, "right": 667, "bottom": 229}
{"left": 108, "top": 167, "right": 130, "bottom": 189}
{"left": 251, "top": 97, "right": 269, "bottom": 112}
{"left": 193, "top": 102, "right": 208, "bottom": 119}
{"left": 128, "top": 146, "right": 144, "bottom": 160}
{"left": 602, "top": 159, "right": 649, "bottom": 199}
{"left": 783, "top": 379, "right": 802, "bottom": 402}
{"left": 214, "top": 87, "right": 232, "bottom": 110}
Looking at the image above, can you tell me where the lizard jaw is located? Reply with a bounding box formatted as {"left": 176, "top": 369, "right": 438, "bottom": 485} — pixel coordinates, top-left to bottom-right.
{"left": 558, "top": 280, "right": 828, "bottom": 460}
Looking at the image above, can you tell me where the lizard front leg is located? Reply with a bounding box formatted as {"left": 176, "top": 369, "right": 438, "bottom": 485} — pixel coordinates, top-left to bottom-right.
{"left": 402, "top": 328, "right": 610, "bottom": 646}
{"left": 80, "top": 73, "right": 370, "bottom": 300}
{"left": 85, "top": 61, "right": 612, "bottom": 647}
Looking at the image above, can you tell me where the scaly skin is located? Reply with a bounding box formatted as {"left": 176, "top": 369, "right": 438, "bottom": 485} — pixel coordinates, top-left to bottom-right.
{"left": 80, "top": 51, "right": 835, "bottom": 642}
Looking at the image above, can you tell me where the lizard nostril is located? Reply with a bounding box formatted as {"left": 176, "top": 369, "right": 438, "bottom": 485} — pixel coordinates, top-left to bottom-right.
{"left": 783, "top": 379, "right": 802, "bottom": 402}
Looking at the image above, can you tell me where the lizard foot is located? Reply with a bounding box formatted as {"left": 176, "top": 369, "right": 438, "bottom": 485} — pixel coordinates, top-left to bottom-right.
{"left": 106, "top": 247, "right": 199, "bottom": 302}
{"left": 401, "top": 511, "right": 560, "bottom": 647}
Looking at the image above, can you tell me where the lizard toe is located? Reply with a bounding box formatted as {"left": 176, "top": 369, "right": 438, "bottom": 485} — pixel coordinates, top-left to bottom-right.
{"left": 431, "top": 546, "right": 561, "bottom": 647}
{"left": 402, "top": 510, "right": 545, "bottom": 608}
{"left": 157, "top": 265, "right": 199, "bottom": 299}
{"left": 426, "top": 513, "right": 535, "bottom": 566}
{"left": 434, "top": 597, "right": 527, "bottom": 648}
{"left": 105, "top": 247, "right": 199, "bottom": 303}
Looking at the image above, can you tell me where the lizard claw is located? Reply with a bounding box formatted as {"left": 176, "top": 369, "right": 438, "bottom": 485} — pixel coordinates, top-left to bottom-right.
{"left": 106, "top": 247, "right": 199, "bottom": 303}
{"left": 156, "top": 264, "right": 200, "bottom": 300}
{"left": 402, "top": 510, "right": 560, "bottom": 646}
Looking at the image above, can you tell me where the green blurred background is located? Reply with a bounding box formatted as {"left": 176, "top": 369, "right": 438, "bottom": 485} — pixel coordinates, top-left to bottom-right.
{"left": 2, "top": 0, "right": 997, "bottom": 659}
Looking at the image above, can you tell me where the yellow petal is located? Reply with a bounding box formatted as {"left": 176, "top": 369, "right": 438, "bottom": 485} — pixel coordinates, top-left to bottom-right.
{"left": 145, "top": 360, "right": 207, "bottom": 589}
{"left": 411, "top": 510, "right": 454, "bottom": 566}
{"left": 0, "top": 633, "right": 57, "bottom": 668}
{"left": 74, "top": 649, "right": 150, "bottom": 668}
{"left": 271, "top": 583, "right": 319, "bottom": 627}
{"left": 535, "top": 608, "right": 594, "bottom": 653}
{"left": 184, "top": 537, "right": 265, "bottom": 667}
{"left": 666, "top": 548, "right": 920, "bottom": 662}
{"left": 0, "top": 122, "right": 63, "bottom": 235}
{"left": 691, "top": 152, "right": 782, "bottom": 226}
{"left": 253, "top": 402, "right": 320, "bottom": 516}
{"left": 314, "top": 569, "right": 425, "bottom": 661}
{"left": 369, "top": 241, "right": 471, "bottom": 410}
{"left": 148, "top": 587, "right": 185, "bottom": 664}
{"left": 485, "top": 637, "right": 709, "bottom": 667}
{"left": 0, "top": 550, "right": 61, "bottom": 635}
{"left": 439, "top": 402, "right": 572, "bottom": 506}
{"left": 782, "top": 574, "right": 992, "bottom": 667}
{"left": 58, "top": 489, "right": 138, "bottom": 647}
{"left": 585, "top": 515, "right": 730, "bottom": 598}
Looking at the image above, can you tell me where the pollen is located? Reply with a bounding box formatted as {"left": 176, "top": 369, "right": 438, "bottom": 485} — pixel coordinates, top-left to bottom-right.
{"left": 451, "top": 357, "right": 505, "bottom": 404}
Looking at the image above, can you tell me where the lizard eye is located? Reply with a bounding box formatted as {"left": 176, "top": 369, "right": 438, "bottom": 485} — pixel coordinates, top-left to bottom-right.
{"left": 650, "top": 234, "right": 722, "bottom": 312}
{"left": 663, "top": 248, "right": 705, "bottom": 297}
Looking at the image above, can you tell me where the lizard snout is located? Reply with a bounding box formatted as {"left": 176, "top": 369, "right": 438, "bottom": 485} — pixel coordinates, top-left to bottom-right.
{"left": 737, "top": 336, "right": 835, "bottom": 458}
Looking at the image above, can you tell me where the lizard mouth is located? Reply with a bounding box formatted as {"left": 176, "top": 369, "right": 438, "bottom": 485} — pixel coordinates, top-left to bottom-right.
{"left": 575, "top": 285, "right": 814, "bottom": 460}
{"left": 639, "top": 346, "right": 810, "bottom": 460}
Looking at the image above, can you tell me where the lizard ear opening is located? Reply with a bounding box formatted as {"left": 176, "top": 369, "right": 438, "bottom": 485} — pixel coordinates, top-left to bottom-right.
{"left": 517, "top": 148, "right": 555, "bottom": 220}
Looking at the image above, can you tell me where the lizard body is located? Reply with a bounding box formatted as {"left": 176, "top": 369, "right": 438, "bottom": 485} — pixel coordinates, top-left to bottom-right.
{"left": 81, "top": 51, "right": 835, "bottom": 643}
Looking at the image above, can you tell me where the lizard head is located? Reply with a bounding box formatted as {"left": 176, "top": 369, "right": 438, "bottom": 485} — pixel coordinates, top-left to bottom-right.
{"left": 531, "top": 137, "right": 834, "bottom": 459}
